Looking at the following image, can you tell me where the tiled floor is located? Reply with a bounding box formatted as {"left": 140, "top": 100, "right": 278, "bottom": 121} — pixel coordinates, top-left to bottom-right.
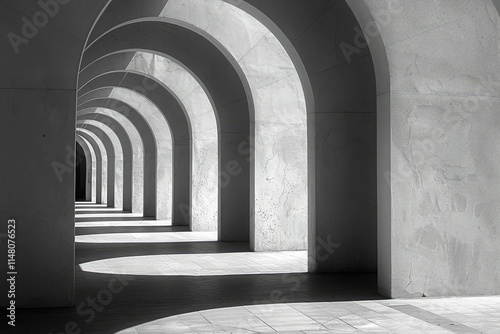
{"left": 8, "top": 203, "right": 500, "bottom": 333}
{"left": 119, "top": 297, "right": 500, "bottom": 333}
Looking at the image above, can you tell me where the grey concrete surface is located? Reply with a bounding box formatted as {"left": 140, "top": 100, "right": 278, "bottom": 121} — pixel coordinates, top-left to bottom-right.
{"left": 361, "top": 0, "right": 499, "bottom": 298}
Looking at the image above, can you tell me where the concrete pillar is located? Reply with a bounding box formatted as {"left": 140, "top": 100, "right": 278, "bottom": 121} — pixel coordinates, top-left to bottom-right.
{"left": 0, "top": 0, "right": 108, "bottom": 308}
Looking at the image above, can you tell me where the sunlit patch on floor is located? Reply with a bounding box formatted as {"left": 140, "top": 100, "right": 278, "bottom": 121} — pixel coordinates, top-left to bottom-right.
{"left": 79, "top": 251, "right": 307, "bottom": 276}
{"left": 114, "top": 297, "right": 500, "bottom": 333}
{"left": 75, "top": 231, "right": 218, "bottom": 243}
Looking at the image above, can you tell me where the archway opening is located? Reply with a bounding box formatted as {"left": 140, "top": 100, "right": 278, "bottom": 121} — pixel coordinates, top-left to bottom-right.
{"left": 73, "top": 0, "right": 312, "bottom": 290}
{"left": 75, "top": 142, "right": 87, "bottom": 202}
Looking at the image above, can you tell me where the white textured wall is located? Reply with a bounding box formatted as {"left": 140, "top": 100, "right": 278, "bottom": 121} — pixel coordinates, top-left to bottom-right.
{"left": 360, "top": 0, "right": 500, "bottom": 297}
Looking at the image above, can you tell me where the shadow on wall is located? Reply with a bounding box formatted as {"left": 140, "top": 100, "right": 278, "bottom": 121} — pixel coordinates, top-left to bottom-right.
{"left": 493, "top": 0, "right": 500, "bottom": 15}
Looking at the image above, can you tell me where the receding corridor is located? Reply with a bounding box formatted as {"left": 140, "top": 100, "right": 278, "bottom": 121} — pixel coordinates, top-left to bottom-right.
{"left": 16, "top": 205, "right": 381, "bottom": 333}
{"left": 5, "top": 205, "right": 499, "bottom": 333}
{"left": 1, "top": 0, "right": 499, "bottom": 333}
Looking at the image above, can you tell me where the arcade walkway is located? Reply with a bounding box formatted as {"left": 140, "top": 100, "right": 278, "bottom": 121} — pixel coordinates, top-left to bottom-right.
{"left": 10, "top": 204, "right": 500, "bottom": 333}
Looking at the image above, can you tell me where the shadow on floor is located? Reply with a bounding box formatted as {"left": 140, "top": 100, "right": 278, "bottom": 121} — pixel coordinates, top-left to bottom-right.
{"left": 76, "top": 225, "right": 190, "bottom": 236}
{"left": 76, "top": 241, "right": 253, "bottom": 263}
{"left": 75, "top": 210, "right": 134, "bottom": 214}
{"left": 75, "top": 205, "right": 109, "bottom": 209}
{"left": 9, "top": 203, "right": 382, "bottom": 333}
{"left": 76, "top": 216, "right": 157, "bottom": 222}
{"left": 15, "top": 271, "right": 381, "bottom": 334}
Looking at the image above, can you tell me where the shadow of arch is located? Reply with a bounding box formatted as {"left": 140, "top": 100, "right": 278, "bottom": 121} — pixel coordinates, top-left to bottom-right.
{"left": 344, "top": 0, "right": 391, "bottom": 298}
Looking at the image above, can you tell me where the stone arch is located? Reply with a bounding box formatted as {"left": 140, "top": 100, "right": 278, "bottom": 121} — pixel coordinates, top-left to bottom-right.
{"left": 78, "top": 52, "right": 221, "bottom": 230}
{"left": 81, "top": 23, "right": 252, "bottom": 241}
{"left": 79, "top": 87, "right": 175, "bottom": 222}
{"left": 84, "top": 0, "right": 313, "bottom": 251}
{"left": 79, "top": 104, "right": 158, "bottom": 219}
{"left": 78, "top": 113, "right": 139, "bottom": 214}
{"left": 77, "top": 122, "right": 122, "bottom": 209}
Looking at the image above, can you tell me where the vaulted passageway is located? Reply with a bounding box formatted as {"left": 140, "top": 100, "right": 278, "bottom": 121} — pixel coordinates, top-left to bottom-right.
{"left": 1, "top": 3, "right": 499, "bottom": 330}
